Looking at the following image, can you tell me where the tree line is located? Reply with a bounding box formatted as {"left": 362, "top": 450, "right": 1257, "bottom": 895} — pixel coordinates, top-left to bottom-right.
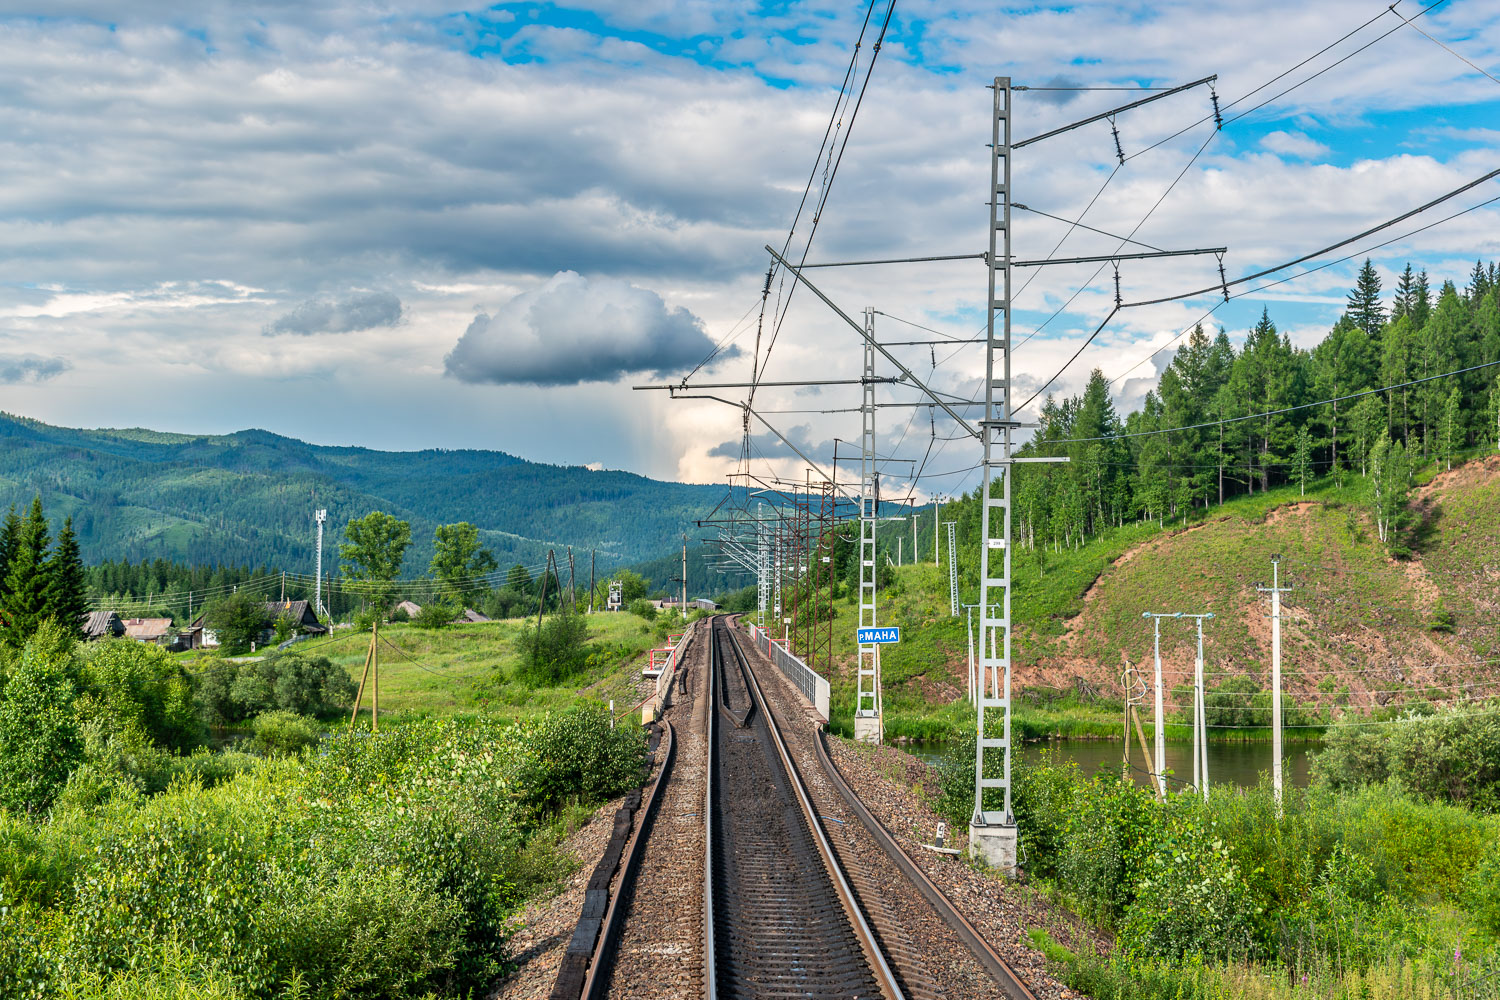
{"left": 1015, "top": 260, "right": 1500, "bottom": 553}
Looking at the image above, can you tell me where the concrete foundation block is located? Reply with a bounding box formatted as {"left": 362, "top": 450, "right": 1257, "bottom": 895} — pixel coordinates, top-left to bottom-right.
{"left": 968, "top": 821, "right": 1019, "bottom": 874}
{"left": 640, "top": 703, "right": 656, "bottom": 724}
{"left": 853, "top": 714, "right": 882, "bottom": 744}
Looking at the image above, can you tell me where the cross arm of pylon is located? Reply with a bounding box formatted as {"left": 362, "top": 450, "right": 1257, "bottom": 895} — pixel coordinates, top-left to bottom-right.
{"left": 763, "top": 244, "right": 981, "bottom": 440}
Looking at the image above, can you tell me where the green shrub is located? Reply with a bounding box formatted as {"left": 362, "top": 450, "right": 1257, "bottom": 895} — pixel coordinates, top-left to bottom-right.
{"left": 412, "top": 601, "right": 458, "bottom": 630}
{"left": 259, "top": 858, "right": 466, "bottom": 998}
{"left": 0, "top": 624, "right": 83, "bottom": 816}
{"left": 1313, "top": 703, "right": 1500, "bottom": 810}
{"left": 246, "top": 711, "right": 320, "bottom": 757}
{"left": 626, "top": 598, "right": 657, "bottom": 621}
{"left": 78, "top": 640, "right": 201, "bottom": 753}
{"left": 194, "top": 653, "right": 354, "bottom": 726}
{"left": 516, "top": 609, "right": 590, "bottom": 686}
{"left": 388, "top": 605, "right": 410, "bottom": 623}
{"left": 1118, "top": 811, "right": 1261, "bottom": 960}
{"left": 514, "top": 704, "right": 645, "bottom": 816}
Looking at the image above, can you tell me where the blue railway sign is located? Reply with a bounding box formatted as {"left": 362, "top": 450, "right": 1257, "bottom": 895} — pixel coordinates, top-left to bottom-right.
{"left": 857, "top": 626, "right": 900, "bottom": 644}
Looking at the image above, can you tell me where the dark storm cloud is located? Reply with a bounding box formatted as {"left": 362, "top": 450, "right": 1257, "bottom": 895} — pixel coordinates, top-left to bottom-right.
{"left": 0, "top": 354, "right": 70, "bottom": 383}
{"left": 266, "top": 292, "right": 403, "bottom": 335}
{"left": 444, "top": 271, "right": 737, "bottom": 387}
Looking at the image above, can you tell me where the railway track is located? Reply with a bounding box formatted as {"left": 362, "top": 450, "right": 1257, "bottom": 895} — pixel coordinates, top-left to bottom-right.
{"left": 708, "top": 615, "right": 900, "bottom": 1000}
{"left": 584, "top": 614, "right": 1040, "bottom": 1000}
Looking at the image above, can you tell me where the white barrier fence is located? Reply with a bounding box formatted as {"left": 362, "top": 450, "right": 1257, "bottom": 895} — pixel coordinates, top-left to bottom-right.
{"left": 747, "top": 624, "right": 831, "bottom": 723}
{"left": 648, "top": 623, "right": 697, "bottom": 718}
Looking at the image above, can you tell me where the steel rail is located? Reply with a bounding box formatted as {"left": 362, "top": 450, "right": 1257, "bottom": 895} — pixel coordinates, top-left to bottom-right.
{"left": 579, "top": 717, "right": 677, "bottom": 1000}
{"left": 716, "top": 617, "right": 905, "bottom": 1000}
{"left": 812, "top": 729, "right": 1039, "bottom": 1000}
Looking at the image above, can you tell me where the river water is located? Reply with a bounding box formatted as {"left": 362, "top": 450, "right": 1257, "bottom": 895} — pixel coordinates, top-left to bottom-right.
{"left": 912, "top": 739, "right": 1317, "bottom": 791}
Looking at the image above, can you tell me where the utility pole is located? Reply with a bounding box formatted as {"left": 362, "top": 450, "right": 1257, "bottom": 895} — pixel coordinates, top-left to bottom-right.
{"left": 855, "top": 307, "right": 882, "bottom": 743}
{"left": 349, "top": 618, "right": 380, "bottom": 732}
{"left": 912, "top": 514, "right": 918, "bottom": 566}
{"left": 589, "top": 549, "right": 596, "bottom": 614}
{"left": 1140, "top": 612, "right": 1171, "bottom": 799}
{"left": 314, "top": 509, "right": 327, "bottom": 616}
{"left": 1141, "top": 610, "right": 1213, "bottom": 799}
{"left": 933, "top": 499, "right": 940, "bottom": 564}
{"left": 1258, "top": 556, "right": 1292, "bottom": 814}
{"left": 945, "top": 521, "right": 959, "bottom": 617}
{"left": 897, "top": 536, "right": 902, "bottom": 567}
{"left": 567, "top": 548, "right": 576, "bottom": 611}
{"left": 682, "top": 535, "right": 688, "bottom": 618}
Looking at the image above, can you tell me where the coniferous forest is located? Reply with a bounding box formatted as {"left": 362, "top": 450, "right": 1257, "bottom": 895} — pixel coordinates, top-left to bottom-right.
{"left": 1014, "top": 260, "right": 1500, "bottom": 553}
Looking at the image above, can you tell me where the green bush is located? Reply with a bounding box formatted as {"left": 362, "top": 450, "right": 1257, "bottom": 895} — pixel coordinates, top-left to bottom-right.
{"left": 194, "top": 653, "right": 355, "bottom": 726}
{"left": 626, "top": 598, "right": 657, "bottom": 621}
{"left": 412, "top": 601, "right": 457, "bottom": 630}
{"left": 516, "top": 609, "right": 590, "bottom": 686}
{"left": 513, "top": 704, "right": 645, "bottom": 816}
{"left": 388, "top": 605, "right": 410, "bottom": 623}
{"left": 1313, "top": 704, "right": 1500, "bottom": 810}
{"left": 0, "top": 624, "right": 83, "bottom": 816}
{"left": 246, "top": 711, "right": 321, "bottom": 757}
{"left": 1118, "top": 811, "right": 1261, "bottom": 960}
{"left": 78, "top": 640, "right": 202, "bottom": 752}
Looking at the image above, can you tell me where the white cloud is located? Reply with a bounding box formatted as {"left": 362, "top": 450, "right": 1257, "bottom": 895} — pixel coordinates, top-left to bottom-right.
{"left": 444, "top": 271, "right": 734, "bottom": 386}
{"left": 1260, "top": 130, "right": 1330, "bottom": 159}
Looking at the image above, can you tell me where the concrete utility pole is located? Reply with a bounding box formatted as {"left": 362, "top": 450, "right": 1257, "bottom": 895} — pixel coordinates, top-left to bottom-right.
{"left": 855, "top": 307, "right": 883, "bottom": 743}
{"left": 934, "top": 499, "right": 941, "bottom": 565}
{"left": 681, "top": 535, "right": 688, "bottom": 618}
{"left": 1141, "top": 610, "right": 1214, "bottom": 800}
{"left": 1140, "top": 612, "right": 1172, "bottom": 798}
{"left": 1192, "top": 613, "right": 1213, "bottom": 800}
{"left": 1258, "top": 556, "right": 1292, "bottom": 814}
{"left": 589, "top": 549, "right": 596, "bottom": 614}
{"left": 912, "top": 514, "right": 918, "bottom": 566}
{"left": 314, "top": 509, "right": 328, "bottom": 616}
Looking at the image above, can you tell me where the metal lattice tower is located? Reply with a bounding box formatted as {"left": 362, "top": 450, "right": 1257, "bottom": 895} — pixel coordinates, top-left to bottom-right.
{"left": 855, "top": 307, "right": 882, "bottom": 741}
{"left": 812, "top": 478, "right": 835, "bottom": 674}
{"left": 973, "top": 77, "right": 1015, "bottom": 829}
{"left": 756, "top": 506, "right": 770, "bottom": 628}
{"left": 313, "top": 509, "right": 328, "bottom": 616}
{"left": 946, "top": 521, "right": 959, "bottom": 617}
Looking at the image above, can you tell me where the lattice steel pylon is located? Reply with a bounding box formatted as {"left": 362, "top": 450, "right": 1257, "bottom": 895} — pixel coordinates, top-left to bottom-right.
{"left": 971, "top": 77, "right": 1018, "bottom": 867}
{"left": 946, "top": 521, "right": 959, "bottom": 617}
{"left": 756, "top": 504, "right": 769, "bottom": 629}
{"left": 854, "top": 307, "right": 882, "bottom": 743}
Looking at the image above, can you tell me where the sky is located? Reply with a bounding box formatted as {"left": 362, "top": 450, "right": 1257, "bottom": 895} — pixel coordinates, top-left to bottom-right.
{"left": 0, "top": 0, "right": 1497, "bottom": 499}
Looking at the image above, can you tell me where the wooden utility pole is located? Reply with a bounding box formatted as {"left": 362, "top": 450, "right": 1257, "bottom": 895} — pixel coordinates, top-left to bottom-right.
{"left": 567, "top": 548, "right": 576, "bottom": 611}
{"left": 349, "top": 618, "right": 380, "bottom": 732}
{"left": 534, "top": 550, "right": 554, "bottom": 669}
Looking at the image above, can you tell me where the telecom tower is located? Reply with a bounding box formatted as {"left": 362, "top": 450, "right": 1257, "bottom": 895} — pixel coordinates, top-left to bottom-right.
{"left": 313, "top": 509, "right": 328, "bottom": 616}
{"left": 854, "top": 307, "right": 882, "bottom": 742}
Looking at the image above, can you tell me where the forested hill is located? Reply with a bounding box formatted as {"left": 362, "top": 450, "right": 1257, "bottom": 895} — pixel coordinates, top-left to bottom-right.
{"left": 0, "top": 413, "right": 737, "bottom": 573}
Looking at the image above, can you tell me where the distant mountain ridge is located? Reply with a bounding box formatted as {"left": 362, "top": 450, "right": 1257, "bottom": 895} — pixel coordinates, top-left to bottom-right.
{"left": 0, "top": 411, "right": 736, "bottom": 576}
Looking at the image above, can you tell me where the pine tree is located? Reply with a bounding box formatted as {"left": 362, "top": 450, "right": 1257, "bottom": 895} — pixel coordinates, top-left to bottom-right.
{"left": 1469, "top": 260, "right": 1491, "bottom": 303}
{"left": 1295, "top": 426, "right": 1312, "bottom": 495}
{"left": 1392, "top": 263, "right": 1417, "bottom": 320}
{"left": 0, "top": 505, "right": 19, "bottom": 607}
{"left": 1413, "top": 270, "right": 1432, "bottom": 328}
{"left": 47, "top": 516, "right": 88, "bottom": 637}
{"left": 1347, "top": 258, "right": 1385, "bottom": 338}
{"left": 0, "top": 497, "right": 54, "bottom": 648}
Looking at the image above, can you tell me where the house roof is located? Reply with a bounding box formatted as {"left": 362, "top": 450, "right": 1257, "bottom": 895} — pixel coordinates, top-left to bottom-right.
{"left": 80, "top": 610, "right": 122, "bottom": 639}
{"left": 396, "top": 601, "right": 423, "bottom": 615}
{"left": 121, "top": 617, "right": 174, "bottom": 640}
{"left": 453, "top": 608, "right": 491, "bottom": 623}
{"left": 264, "top": 600, "right": 327, "bottom": 632}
